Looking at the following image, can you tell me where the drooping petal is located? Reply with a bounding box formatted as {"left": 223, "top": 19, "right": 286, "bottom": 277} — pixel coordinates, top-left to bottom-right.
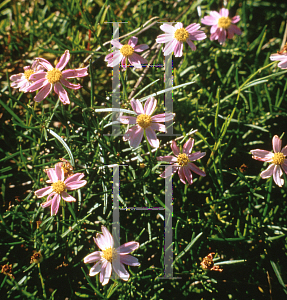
{"left": 260, "top": 164, "right": 275, "bottom": 179}
{"left": 278, "top": 60, "right": 287, "bottom": 69}
{"left": 117, "top": 241, "right": 139, "bottom": 254}
{"left": 54, "top": 83, "right": 70, "bottom": 105}
{"left": 84, "top": 251, "right": 101, "bottom": 264}
{"left": 178, "top": 167, "right": 186, "bottom": 184}
{"left": 273, "top": 165, "right": 284, "bottom": 187}
{"left": 128, "top": 53, "right": 148, "bottom": 68}
{"left": 112, "top": 262, "right": 130, "bottom": 281}
{"left": 89, "top": 260, "right": 103, "bottom": 276}
{"left": 174, "top": 41, "right": 183, "bottom": 57}
{"left": 34, "top": 83, "right": 52, "bottom": 102}
{"left": 125, "top": 126, "right": 144, "bottom": 148}
{"left": 101, "top": 226, "right": 114, "bottom": 248}
{"left": 183, "top": 138, "right": 194, "bottom": 154}
{"left": 61, "top": 191, "right": 76, "bottom": 202}
{"left": 144, "top": 97, "right": 157, "bottom": 115}
{"left": 51, "top": 194, "right": 61, "bottom": 215}
{"left": 186, "top": 39, "right": 196, "bottom": 51}
{"left": 187, "top": 162, "right": 206, "bottom": 177}
{"left": 56, "top": 50, "right": 70, "bottom": 70}
{"left": 157, "top": 155, "right": 177, "bottom": 163}
{"left": 250, "top": 150, "right": 273, "bottom": 162}
{"left": 41, "top": 199, "right": 52, "bottom": 208}
{"left": 145, "top": 127, "right": 159, "bottom": 148}
{"left": 228, "top": 24, "right": 242, "bottom": 37}
{"left": 272, "top": 135, "right": 282, "bottom": 153}
{"left": 27, "top": 78, "right": 48, "bottom": 92}
{"left": 130, "top": 99, "right": 144, "bottom": 115}
{"left": 106, "top": 50, "right": 123, "bottom": 67}
{"left": 100, "top": 261, "right": 111, "bottom": 285}
{"left": 119, "top": 254, "right": 140, "bottom": 266}
{"left": 35, "top": 186, "right": 53, "bottom": 198}
{"left": 183, "top": 167, "right": 193, "bottom": 185}
{"left": 218, "top": 28, "right": 227, "bottom": 44}
{"left": 60, "top": 78, "right": 81, "bottom": 90}
{"left": 159, "top": 165, "right": 178, "bottom": 178}
{"left": 150, "top": 122, "right": 166, "bottom": 132}
{"left": 128, "top": 36, "right": 138, "bottom": 48}
{"left": 171, "top": 140, "right": 180, "bottom": 156}
{"left": 29, "top": 72, "right": 46, "bottom": 82}
{"left": 231, "top": 15, "right": 240, "bottom": 24}
{"left": 163, "top": 39, "right": 178, "bottom": 56}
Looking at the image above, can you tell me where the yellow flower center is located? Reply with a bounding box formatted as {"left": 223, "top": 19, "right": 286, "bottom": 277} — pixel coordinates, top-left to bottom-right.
{"left": 174, "top": 28, "right": 189, "bottom": 42}
{"left": 120, "top": 44, "right": 134, "bottom": 57}
{"left": 52, "top": 180, "right": 66, "bottom": 194}
{"left": 177, "top": 153, "right": 189, "bottom": 166}
{"left": 137, "top": 114, "right": 152, "bottom": 129}
{"left": 24, "top": 69, "right": 35, "bottom": 81}
{"left": 272, "top": 152, "right": 285, "bottom": 165}
{"left": 46, "top": 68, "right": 62, "bottom": 84}
{"left": 217, "top": 17, "right": 231, "bottom": 29}
{"left": 101, "top": 247, "right": 118, "bottom": 263}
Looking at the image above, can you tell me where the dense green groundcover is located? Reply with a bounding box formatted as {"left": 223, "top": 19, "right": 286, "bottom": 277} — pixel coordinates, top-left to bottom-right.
{"left": 1, "top": 0, "right": 287, "bottom": 299}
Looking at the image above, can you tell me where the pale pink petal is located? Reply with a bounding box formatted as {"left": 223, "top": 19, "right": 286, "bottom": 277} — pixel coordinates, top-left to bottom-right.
{"left": 104, "top": 52, "right": 114, "bottom": 61}
{"left": 186, "top": 39, "right": 196, "bottom": 51}
{"left": 106, "top": 50, "right": 123, "bottom": 67}
{"left": 111, "top": 40, "right": 123, "bottom": 49}
{"left": 183, "top": 167, "right": 193, "bottom": 185}
{"left": 272, "top": 135, "right": 282, "bottom": 153}
{"left": 273, "top": 165, "right": 284, "bottom": 187}
{"left": 231, "top": 15, "right": 240, "bottom": 23}
{"left": 37, "top": 58, "right": 54, "bottom": 71}
{"left": 55, "top": 164, "right": 64, "bottom": 181}
{"left": 174, "top": 41, "right": 183, "bottom": 57}
{"left": 124, "top": 126, "right": 144, "bottom": 148}
{"left": 159, "top": 165, "right": 178, "bottom": 178}
{"left": 121, "top": 56, "right": 128, "bottom": 69}
{"left": 178, "top": 167, "right": 186, "bottom": 184}
{"left": 128, "top": 36, "right": 138, "bottom": 48}
{"left": 220, "top": 8, "right": 229, "bottom": 17}
{"left": 128, "top": 53, "right": 148, "bottom": 68}
{"left": 64, "top": 173, "right": 85, "bottom": 184}
{"left": 281, "top": 145, "right": 287, "bottom": 156}
{"left": 117, "top": 241, "right": 139, "bottom": 254}
{"left": 56, "top": 50, "right": 70, "bottom": 70}
{"left": 190, "top": 31, "right": 207, "bottom": 40}
{"left": 100, "top": 261, "right": 111, "bottom": 285}
{"left": 144, "top": 97, "right": 157, "bottom": 115}
{"left": 251, "top": 150, "right": 273, "bottom": 162}
{"left": 134, "top": 44, "right": 149, "bottom": 52}
{"left": 112, "top": 262, "right": 130, "bottom": 281}
{"left": 35, "top": 186, "right": 53, "bottom": 198}
{"left": 119, "top": 254, "right": 140, "bottom": 266}
{"left": 51, "top": 194, "right": 61, "bottom": 215}
{"left": 185, "top": 23, "right": 201, "bottom": 32}
{"left": 218, "top": 28, "right": 226, "bottom": 44}
{"left": 151, "top": 113, "right": 174, "bottom": 122}
{"left": 65, "top": 180, "right": 87, "bottom": 190}
{"left": 188, "top": 151, "right": 206, "bottom": 161}
{"left": 187, "top": 162, "right": 206, "bottom": 177}
{"left": 54, "top": 83, "right": 70, "bottom": 105}
{"left": 145, "top": 127, "right": 159, "bottom": 148}
{"left": 62, "top": 67, "right": 88, "bottom": 78}
{"left": 101, "top": 226, "right": 114, "bottom": 248}
{"left": 228, "top": 24, "right": 242, "bottom": 37}
{"left": 48, "top": 168, "right": 58, "bottom": 182}
{"left": 281, "top": 162, "right": 287, "bottom": 174}
{"left": 210, "top": 11, "right": 221, "bottom": 19}
{"left": 270, "top": 54, "right": 287, "bottom": 61}
{"left": 41, "top": 199, "right": 52, "bottom": 208}
{"left": 94, "top": 233, "right": 110, "bottom": 250}
{"left": 210, "top": 24, "right": 219, "bottom": 34}
{"left": 156, "top": 34, "right": 175, "bottom": 43}
{"left": 61, "top": 191, "right": 76, "bottom": 202}
{"left": 10, "top": 73, "right": 24, "bottom": 81}
{"left": 174, "top": 22, "right": 183, "bottom": 30}
{"left": 26, "top": 78, "right": 48, "bottom": 92}
{"left": 119, "top": 116, "right": 137, "bottom": 125}
{"left": 201, "top": 16, "right": 218, "bottom": 26}
{"left": 157, "top": 155, "right": 177, "bottom": 163}
{"left": 163, "top": 39, "right": 177, "bottom": 56}
{"left": 131, "top": 99, "right": 144, "bottom": 114}
{"left": 34, "top": 83, "right": 52, "bottom": 102}
{"left": 89, "top": 260, "right": 103, "bottom": 276}
{"left": 159, "top": 24, "right": 176, "bottom": 34}
{"left": 260, "top": 164, "right": 275, "bottom": 179}
{"left": 84, "top": 251, "right": 101, "bottom": 264}
{"left": 60, "top": 78, "right": 81, "bottom": 90}
{"left": 171, "top": 140, "right": 180, "bottom": 156}
{"left": 183, "top": 138, "right": 194, "bottom": 154}
{"left": 29, "top": 72, "right": 46, "bottom": 81}
{"left": 150, "top": 122, "right": 166, "bottom": 132}
{"left": 278, "top": 60, "right": 287, "bottom": 69}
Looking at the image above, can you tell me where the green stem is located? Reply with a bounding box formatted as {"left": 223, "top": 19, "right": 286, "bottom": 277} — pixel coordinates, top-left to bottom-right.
{"left": 62, "top": 200, "right": 66, "bottom": 234}
{"left": 144, "top": 130, "right": 152, "bottom": 160}
{"left": 38, "top": 263, "right": 47, "bottom": 299}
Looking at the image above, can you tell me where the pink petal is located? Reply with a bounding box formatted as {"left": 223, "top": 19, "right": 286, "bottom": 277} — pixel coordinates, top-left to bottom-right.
{"left": 35, "top": 186, "right": 53, "bottom": 198}
{"left": 56, "top": 50, "right": 70, "bottom": 70}
{"left": 101, "top": 226, "right": 114, "bottom": 248}
{"left": 51, "top": 194, "right": 61, "bottom": 215}
{"left": 41, "top": 199, "right": 52, "bottom": 208}
{"left": 156, "top": 33, "right": 175, "bottom": 44}
{"left": 159, "top": 165, "right": 178, "bottom": 178}
{"left": 54, "top": 83, "right": 70, "bottom": 105}
{"left": 119, "top": 116, "right": 137, "bottom": 125}
{"left": 278, "top": 60, "right": 287, "bottom": 69}
{"left": 27, "top": 78, "right": 48, "bottom": 92}
{"left": 251, "top": 150, "right": 273, "bottom": 162}
{"left": 218, "top": 28, "right": 226, "bottom": 44}
{"left": 201, "top": 16, "right": 218, "bottom": 26}
{"left": 83, "top": 251, "right": 101, "bottom": 264}
{"left": 151, "top": 113, "right": 174, "bottom": 122}
{"left": 187, "top": 162, "right": 206, "bottom": 177}
{"left": 150, "top": 123, "right": 166, "bottom": 132}
{"left": 281, "top": 145, "right": 287, "bottom": 156}
{"left": 272, "top": 135, "right": 282, "bottom": 153}
{"left": 117, "top": 241, "right": 139, "bottom": 254}
{"left": 210, "top": 11, "right": 221, "bottom": 19}
{"left": 34, "top": 83, "right": 52, "bottom": 102}
{"left": 183, "top": 138, "right": 194, "bottom": 154}
{"left": 100, "top": 261, "right": 111, "bottom": 285}
{"left": 228, "top": 24, "right": 242, "bottom": 37}
{"left": 281, "top": 161, "right": 287, "bottom": 174}
{"left": 210, "top": 24, "right": 219, "bottom": 34}
{"left": 128, "top": 126, "right": 144, "bottom": 148}
{"left": 131, "top": 99, "right": 144, "bottom": 114}
{"left": 65, "top": 180, "right": 87, "bottom": 190}
{"left": 174, "top": 41, "right": 183, "bottom": 57}
{"left": 231, "top": 15, "right": 240, "bottom": 24}
{"left": 10, "top": 73, "right": 24, "bottom": 81}
{"left": 273, "top": 165, "right": 284, "bottom": 187}
{"left": 89, "top": 259, "right": 103, "bottom": 276}
{"left": 185, "top": 23, "right": 201, "bottom": 33}
{"left": 171, "top": 140, "right": 180, "bottom": 156}
{"left": 157, "top": 155, "right": 177, "bottom": 163}
{"left": 159, "top": 24, "right": 176, "bottom": 34}
{"left": 270, "top": 54, "right": 287, "bottom": 61}
{"left": 145, "top": 127, "right": 159, "bottom": 148}
{"left": 183, "top": 167, "right": 193, "bottom": 185}
{"left": 163, "top": 39, "right": 177, "bottom": 56}
{"left": 55, "top": 164, "right": 64, "bottom": 181}
{"left": 260, "top": 164, "right": 275, "bottom": 179}
{"left": 128, "top": 36, "right": 138, "bottom": 48}
{"left": 186, "top": 39, "right": 196, "bottom": 51}
{"left": 219, "top": 8, "right": 229, "bottom": 17}
{"left": 112, "top": 262, "right": 130, "bottom": 281}
{"left": 144, "top": 97, "right": 157, "bottom": 115}
{"left": 188, "top": 151, "right": 206, "bottom": 161}
{"left": 211, "top": 30, "right": 220, "bottom": 41}
{"left": 37, "top": 58, "right": 54, "bottom": 71}
{"left": 62, "top": 68, "right": 88, "bottom": 78}
{"left": 111, "top": 40, "right": 123, "bottom": 49}
{"left": 48, "top": 168, "right": 58, "bottom": 182}
{"left": 128, "top": 53, "right": 148, "bottom": 68}
{"left": 178, "top": 167, "right": 186, "bottom": 184}
{"left": 134, "top": 44, "right": 149, "bottom": 52}
{"left": 94, "top": 233, "right": 110, "bottom": 250}
{"left": 61, "top": 191, "right": 76, "bottom": 202}
{"left": 60, "top": 78, "right": 81, "bottom": 90}
{"left": 106, "top": 50, "right": 123, "bottom": 67}
{"left": 174, "top": 22, "right": 183, "bottom": 30}
{"left": 65, "top": 173, "right": 85, "bottom": 184}
{"left": 119, "top": 254, "right": 140, "bottom": 266}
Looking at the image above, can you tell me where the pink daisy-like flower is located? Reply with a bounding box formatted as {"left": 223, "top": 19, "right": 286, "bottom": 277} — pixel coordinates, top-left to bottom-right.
{"left": 119, "top": 97, "right": 174, "bottom": 148}
{"left": 35, "top": 164, "right": 87, "bottom": 215}
{"left": 270, "top": 44, "right": 287, "bottom": 69}
{"left": 83, "top": 225, "right": 140, "bottom": 285}
{"left": 201, "top": 8, "right": 242, "bottom": 44}
{"left": 156, "top": 22, "right": 206, "bottom": 57}
{"left": 157, "top": 138, "right": 206, "bottom": 185}
{"left": 251, "top": 135, "right": 287, "bottom": 187}
{"left": 104, "top": 36, "right": 148, "bottom": 69}
{"left": 10, "top": 60, "right": 44, "bottom": 93}
{"left": 26, "top": 50, "right": 88, "bottom": 104}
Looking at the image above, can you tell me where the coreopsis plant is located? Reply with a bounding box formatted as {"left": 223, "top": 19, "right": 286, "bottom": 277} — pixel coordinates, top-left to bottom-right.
{"left": 83, "top": 225, "right": 140, "bottom": 285}
{"left": 118, "top": 96, "right": 174, "bottom": 148}
{"left": 105, "top": 36, "right": 148, "bottom": 68}
{"left": 35, "top": 164, "right": 87, "bottom": 215}
{"left": 9, "top": 60, "right": 44, "bottom": 92}
{"left": 201, "top": 8, "right": 242, "bottom": 44}
{"left": 270, "top": 43, "right": 287, "bottom": 69}
{"left": 251, "top": 135, "right": 287, "bottom": 187}
{"left": 157, "top": 138, "right": 206, "bottom": 185}
{"left": 26, "top": 50, "right": 88, "bottom": 104}
{"left": 156, "top": 22, "right": 206, "bottom": 57}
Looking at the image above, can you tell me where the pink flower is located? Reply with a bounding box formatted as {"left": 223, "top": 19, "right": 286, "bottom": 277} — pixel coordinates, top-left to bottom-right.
{"left": 105, "top": 36, "right": 148, "bottom": 69}
{"left": 156, "top": 22, "right": 206, "bottom": 57}
{"left": 26, "top": 50, "right": 88, "bottom": 104}
{"left": 270, "top": 44, "right": 287, "bottom": 69}
{"left": 201, "top": 8, "right": 242, "bottom": 44}
{"left": 119, "top": 97, "right": 174, "bottom": 148}
{"left": 251, "top": 135, "right": 287, "bottom": 187}
{"left": 83, "top": 225, "right": 140, "bottom": 285}
{"left": 35, "top": 164, "right": 87, "bottom": 215}
{"left": 9, "top": 60, "right": 44, "bottom": 92}
{"left": 157, "top": 138, "right": 206, "bottom": 185}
